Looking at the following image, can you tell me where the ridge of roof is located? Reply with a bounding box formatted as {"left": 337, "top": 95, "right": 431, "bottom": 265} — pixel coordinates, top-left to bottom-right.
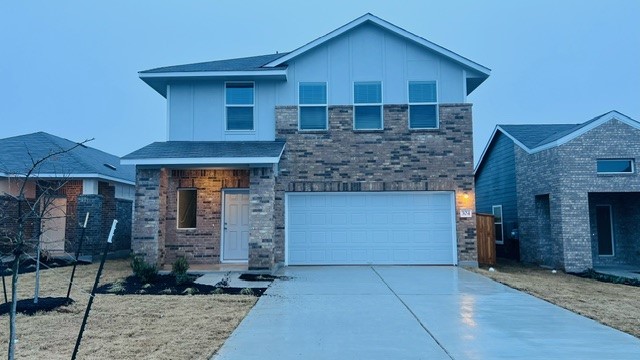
{"left": 263, "top": 13, "right": 491, "bottom": 77}
{"left": 0, "top": 132, "right": 135, "bottom": 184}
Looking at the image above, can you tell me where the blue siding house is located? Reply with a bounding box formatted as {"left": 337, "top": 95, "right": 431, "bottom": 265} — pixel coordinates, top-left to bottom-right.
{"left": 124, "top": 14, "right": 490, "bottom": 270}
{"left": 475, "top": 111, "right": 640, "bottom": 272}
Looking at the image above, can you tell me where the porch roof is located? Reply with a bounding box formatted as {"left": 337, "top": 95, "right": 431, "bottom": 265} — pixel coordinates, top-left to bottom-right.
{"left": 121, "top": 141, "right": 285, "bottom": 166}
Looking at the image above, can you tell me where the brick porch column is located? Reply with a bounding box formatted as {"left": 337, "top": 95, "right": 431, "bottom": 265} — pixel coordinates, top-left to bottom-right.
{"left": 131, "top": 168, "right": 167, "bottom": 265}
{"left": 249, "top": 167, "right": 276, "bottom": 270}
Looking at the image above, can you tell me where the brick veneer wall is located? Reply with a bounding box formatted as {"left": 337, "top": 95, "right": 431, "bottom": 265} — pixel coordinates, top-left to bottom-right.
{"left": 0, "top": 196, "right": 38, "bottom": 254}
{"left": 515, "top": 119, "right": 640, "bottom": 271}
{"left": 132, "top": 168, "right": 250, "bottom": 266}
{"left": 274, "top": 104, "right": 477, "bottom": 266}
{"left": 249, "top": 167, "right": 276, "bottom": 270}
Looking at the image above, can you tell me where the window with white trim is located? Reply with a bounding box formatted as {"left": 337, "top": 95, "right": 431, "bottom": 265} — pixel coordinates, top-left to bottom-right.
{"left": 299, "top": 82, "right": 327, "bottom": 130}
{"left": 596, "top": 159, "right": 634, "bottom": 174}
{"left": 353, "top": 81, "right": 382, "bottom": 130}
{"left": 225, "top": 82, "right": 254, "bottom": 130}
{"left": 408, "top": 81, "right": 438, "bottom": 129}
{"left": 492, "top": 205, "right": 504, "bottom": 244}
{"left": 177, "top": 189, "right": 197, "bottom": 229}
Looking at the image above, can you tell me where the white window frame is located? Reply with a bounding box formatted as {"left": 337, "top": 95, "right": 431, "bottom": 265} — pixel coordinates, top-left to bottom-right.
{"left": 353, "top": 81, "right": 383, "bottom": 131}
{"left": 225, "top": 81, "right": 255, "bottom": 131}
{"left": 177, "top": 188, "right": 197, "bottom": 230}
{"left": 408, "top": 80, "right": 439, "bottom": 129}
{"left": 492, "top": 205, "right": 504, "bottom": 245}
{"left": 596, "top": 159, "right": 635, "bottom": 174}
{"left": 298, "top": 82, "right": 328, "bottom": 131}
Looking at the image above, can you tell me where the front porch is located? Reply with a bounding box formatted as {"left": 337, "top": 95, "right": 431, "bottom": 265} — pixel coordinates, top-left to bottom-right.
{"left": 588, "top": 192, "right": 640, "bottom": 268}
{"left": 132, "top": 167, "right": 277, "bottom": 270}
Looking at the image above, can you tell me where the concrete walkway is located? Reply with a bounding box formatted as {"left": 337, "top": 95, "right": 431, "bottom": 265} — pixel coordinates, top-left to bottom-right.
{"left": 213, "top": 266, "right": 640, "bottom": 360}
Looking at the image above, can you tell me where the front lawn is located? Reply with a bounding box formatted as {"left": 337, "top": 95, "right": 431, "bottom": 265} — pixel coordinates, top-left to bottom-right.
{"left": 0, "top": 259, "right": 257, "bottom": 359}
{"left": 473, "top": 261, "right": 640, "bottom": 338}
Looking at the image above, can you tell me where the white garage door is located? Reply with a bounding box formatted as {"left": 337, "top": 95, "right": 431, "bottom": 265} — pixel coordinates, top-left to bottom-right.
{"left": 286, "top": 192, "right": 456, "bottom": 265}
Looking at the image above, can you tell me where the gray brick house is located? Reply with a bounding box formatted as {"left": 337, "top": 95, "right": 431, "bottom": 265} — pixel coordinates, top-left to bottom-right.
{"left": 475, "top": 111, "right": 640, "bottom": 272}
{"left": 123, "top": 14, "right": 490, "bottom": 270}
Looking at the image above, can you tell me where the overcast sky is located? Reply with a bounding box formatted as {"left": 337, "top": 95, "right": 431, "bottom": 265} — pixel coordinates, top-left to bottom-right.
{"left": 2, "top": 0, "right": 639, "bottom": 165}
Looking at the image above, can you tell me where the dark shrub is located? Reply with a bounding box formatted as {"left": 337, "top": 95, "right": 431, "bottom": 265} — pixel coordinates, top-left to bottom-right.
{"left": 131, "top": 256, "right": 158, "bottom": 284}
{"left": 172, "top": 257, "right": 190, "bottom": 285}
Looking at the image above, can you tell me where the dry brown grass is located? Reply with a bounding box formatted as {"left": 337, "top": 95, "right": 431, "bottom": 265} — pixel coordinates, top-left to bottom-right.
{"left": 0, "top": 259, "right": 257, "bottom": 359}
{"left": 473, "top": 261, "right": 640, "bottom": 338}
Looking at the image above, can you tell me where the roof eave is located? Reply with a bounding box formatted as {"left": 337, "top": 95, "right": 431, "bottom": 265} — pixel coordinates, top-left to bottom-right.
{"left": 120, "top": 156, "right": 282, "bottom": 166}
{"left": 139, "top": 69, "right": 288, "bottom": 97}
{"left": 0, "top": 172, "right": 135, "bottom": 186}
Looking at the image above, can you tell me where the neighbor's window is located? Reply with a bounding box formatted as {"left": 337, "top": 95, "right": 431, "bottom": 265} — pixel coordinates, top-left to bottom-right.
{"left": 354, "top": 81, "right": 382, "bottom": 130}
{"left": 596, "top": 159, "right": 634, "bottom": 174}
{"left": 299, "top": 82, "right": 327, "bottom": 130}
{"left": 225, "top": 82, "right": 254, "bottom": 130}
{"left": 408, "top": 81, "right": 438, "bottom": 129}
{"left": 492, "top": 205, "right": 504, "bottom": 244}
{"left": 177, "top": 189, "right": 197, "bottom": 229}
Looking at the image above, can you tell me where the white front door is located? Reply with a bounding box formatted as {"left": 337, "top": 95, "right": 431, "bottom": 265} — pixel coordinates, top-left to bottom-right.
{"left": 222, "top": 190, "right": 250, "bottom": 262}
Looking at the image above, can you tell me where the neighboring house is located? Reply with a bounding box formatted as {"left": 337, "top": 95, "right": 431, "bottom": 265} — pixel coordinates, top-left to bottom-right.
{"left": 0, "top": 132, "right": 135, "bottom": 257}
{"left": 123, "top": 13, "right": 490, "bottom": 270}
{"left": 475, "top": 111, "right": 640, "bottom": 272}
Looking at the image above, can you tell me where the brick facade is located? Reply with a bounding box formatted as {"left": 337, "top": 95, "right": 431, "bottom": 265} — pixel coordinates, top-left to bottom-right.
{"left": 516, "top": 119, "right": 640, "bottom": 272}
{"left": 249, "top": 168, "right": 276, "bottom": 269}
{"left": 274, "top": 104, "right": 477, "bottom": 266}
{"left": 132, "top": 169, "right": 250, "bottom": 266}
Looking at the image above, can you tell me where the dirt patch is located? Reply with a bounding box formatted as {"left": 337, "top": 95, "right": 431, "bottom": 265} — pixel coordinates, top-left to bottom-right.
{"left": 0, "top": 259, "right": 258, "bottom": 359}
{"left": 472, "top": 261, "right": 640, "bottom": 338}
{"left": 96, "top": 275, "right": 267, "bottom": 296}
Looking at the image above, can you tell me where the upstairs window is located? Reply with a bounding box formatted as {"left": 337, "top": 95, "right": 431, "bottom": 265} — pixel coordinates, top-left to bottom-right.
{"left": 225, "top": 82, "right": 254, "bottom": 131}
{"left": 354, "top": 81, "right": 382, "bottom": 130}
{"left": 299, "top": 82, "right": 327, "bottom": 130}
{"left": 408, "top": 81, "right": 438, "bottom": 129}
{"left": 597, "top": 159, "right": 634, "bottom": 174}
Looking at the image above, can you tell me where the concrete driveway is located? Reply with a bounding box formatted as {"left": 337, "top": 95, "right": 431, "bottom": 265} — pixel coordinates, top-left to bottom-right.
{"left": 213, "top": 266, "right": 640, "bottom": 360}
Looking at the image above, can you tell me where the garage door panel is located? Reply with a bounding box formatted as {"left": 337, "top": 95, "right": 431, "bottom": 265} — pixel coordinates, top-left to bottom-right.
{"left": 287, "top": 192, "right": 456, "bottom": 265}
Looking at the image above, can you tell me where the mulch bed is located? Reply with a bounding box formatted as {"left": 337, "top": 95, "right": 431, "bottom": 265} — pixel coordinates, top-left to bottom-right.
{"left": 96, "top": 275, "right": 267, "bottom": 296}
{"left": 571, "top": 269, "right": 640, "bottom": 287}
{"left": 0, "top": 297, "right": 74, "bottom": 316}
{"left": 0, "top": 257, "right": 89, "bottom": 276}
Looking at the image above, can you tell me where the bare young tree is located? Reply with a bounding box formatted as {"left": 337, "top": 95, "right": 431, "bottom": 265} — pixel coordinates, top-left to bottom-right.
{"left": 0, "top": 139, "right": 91, "bottom": 360}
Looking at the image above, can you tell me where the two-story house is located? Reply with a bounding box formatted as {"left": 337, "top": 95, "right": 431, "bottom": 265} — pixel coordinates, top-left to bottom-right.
{"left": 123, "top": 14, "right": 490, "bottom": 270}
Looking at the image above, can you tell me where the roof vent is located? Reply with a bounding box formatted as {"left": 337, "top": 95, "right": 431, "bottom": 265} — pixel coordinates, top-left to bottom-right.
{"left": 103, "top": 163, "right": 117, "bottom": 171}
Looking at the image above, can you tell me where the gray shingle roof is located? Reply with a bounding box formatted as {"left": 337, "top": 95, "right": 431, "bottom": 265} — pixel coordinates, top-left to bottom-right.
{"left": 0, "top": 132, "right": 135, "bottom": 184}
{"left": 122, "top": 141, "right": 286, "bottom": 160}
{"left": 499, "top": 112, "right": 616, "bottom": 149}
{"left": 498, "top": 124, "right": 579, "bottom": 149}
{"left": 140, "top": 53, "right": 289, "bottom": 74}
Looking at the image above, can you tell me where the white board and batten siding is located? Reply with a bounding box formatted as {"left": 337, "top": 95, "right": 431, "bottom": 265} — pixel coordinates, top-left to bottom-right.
{"left": 285, "top": 192, "right": 457, "bottom": 265}
{"left": 166, "top": 23, "right": 470, "bottom": 143}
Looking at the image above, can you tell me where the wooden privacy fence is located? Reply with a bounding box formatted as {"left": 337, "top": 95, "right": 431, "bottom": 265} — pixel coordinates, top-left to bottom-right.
{"left": 476, "top": 213, "right": 496, "bottom": 266}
